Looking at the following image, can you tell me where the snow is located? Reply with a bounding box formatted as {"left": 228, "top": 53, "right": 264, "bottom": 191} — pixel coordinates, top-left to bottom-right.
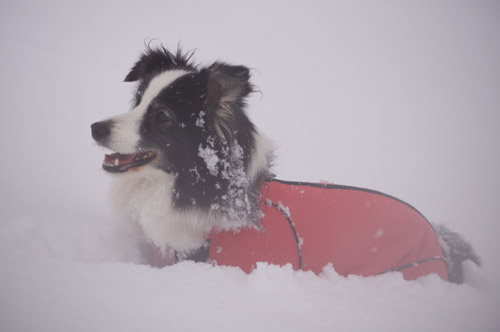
{"left": 374, "top": 228, "right": 385, "bottom": 238}
{"left": 277, "top": 201, "right": 292, "bottom": 219}
{"left": 195, "top": 110, "right": 206, "bottom": 128}
{"left": 198, "top": 143, "right": 220, "bottom": 176}
{"left": 1, "top": 217, "right": 498, "bottom": 332}
{"left": 1, "top": 1, "right": 500, "bottom": 331}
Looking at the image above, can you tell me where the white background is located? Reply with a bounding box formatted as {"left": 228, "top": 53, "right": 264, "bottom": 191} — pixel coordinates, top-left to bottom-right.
{"left": 1, "top": 1, "right": 499, "bottom": 331}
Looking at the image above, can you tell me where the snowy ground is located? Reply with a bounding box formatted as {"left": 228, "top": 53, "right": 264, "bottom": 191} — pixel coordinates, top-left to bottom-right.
{"left": 1, "top": 1, "right": 500, "bottom": 331}
{"left": 1, "top": 216, "right": 498, "bottom": 332}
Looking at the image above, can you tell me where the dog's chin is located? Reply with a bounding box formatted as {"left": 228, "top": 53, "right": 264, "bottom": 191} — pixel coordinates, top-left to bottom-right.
{"left": 102, "top": 150, "right": 157, "bottom": 174}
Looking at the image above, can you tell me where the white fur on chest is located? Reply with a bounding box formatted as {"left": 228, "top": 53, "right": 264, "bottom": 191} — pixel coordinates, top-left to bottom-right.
{"left": 109, "top": 167, "right": 216, "bottom": 252}
{"left": 108, "top": 132, "right": 273, "bottom": 252}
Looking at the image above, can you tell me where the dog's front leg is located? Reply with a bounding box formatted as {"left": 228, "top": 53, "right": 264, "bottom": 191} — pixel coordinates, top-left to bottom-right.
{"left": 139, "top": 240, "right": 176, "bottom": 268}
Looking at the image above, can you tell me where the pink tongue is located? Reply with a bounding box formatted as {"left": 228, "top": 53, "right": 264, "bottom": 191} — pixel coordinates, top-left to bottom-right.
{"left": 104, "top": 153, "right": 136, "bottom": 165}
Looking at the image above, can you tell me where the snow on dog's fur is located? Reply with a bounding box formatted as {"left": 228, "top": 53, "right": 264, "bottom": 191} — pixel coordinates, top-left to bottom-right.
{"left": 92, "top": 46, "right": 480, "bottom": 282}
{"left": 91, "top": 46, "right": 272, "bottom": 252}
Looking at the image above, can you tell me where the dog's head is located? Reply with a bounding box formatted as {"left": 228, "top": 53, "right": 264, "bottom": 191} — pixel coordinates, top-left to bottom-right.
{"left": 91, "top": 47, "right": 273, "bottom": 249}
{"left": 91, "top": 46, "right": 256, "bottom": 177}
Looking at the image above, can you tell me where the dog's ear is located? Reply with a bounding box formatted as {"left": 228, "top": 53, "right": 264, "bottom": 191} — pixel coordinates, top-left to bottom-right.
{"left": 206, "top": 62, "right": 253, "bottom": 142}
{"left": 125, "top": 47, "right": 192, "bottom": 82}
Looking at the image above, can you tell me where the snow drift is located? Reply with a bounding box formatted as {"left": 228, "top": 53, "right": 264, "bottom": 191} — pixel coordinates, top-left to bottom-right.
{"left": 0, "top": 214, "right": 498, "bottom": 332}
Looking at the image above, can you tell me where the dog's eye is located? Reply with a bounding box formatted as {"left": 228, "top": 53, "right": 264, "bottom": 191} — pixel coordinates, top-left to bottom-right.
{"left": 158, "top": 110, "right": 174, "bottom": 126}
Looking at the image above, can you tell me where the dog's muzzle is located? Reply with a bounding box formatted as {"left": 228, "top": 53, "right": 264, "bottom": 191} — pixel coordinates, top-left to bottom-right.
{"left": 91, "top": 120, "right": 157, "bottom": 173}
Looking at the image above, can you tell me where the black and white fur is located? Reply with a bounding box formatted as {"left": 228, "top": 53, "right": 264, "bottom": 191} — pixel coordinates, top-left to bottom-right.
{"left": 92, "top": 46, "right": 480, "bottom": 282}
{"left": 92, "top": 47, "right": 272, "bottom": 252}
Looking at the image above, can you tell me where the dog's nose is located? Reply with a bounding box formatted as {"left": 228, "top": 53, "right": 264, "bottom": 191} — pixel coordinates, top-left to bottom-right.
{"left": 91, "top": 121, "right": 111, "bottom": 142}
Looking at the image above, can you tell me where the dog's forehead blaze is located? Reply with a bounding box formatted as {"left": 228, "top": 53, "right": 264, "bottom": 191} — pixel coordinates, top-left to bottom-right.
{"left": 137, "top": 69, "right": 191, "bottom": 112}
{"left": 103, "top": 70, "right": 191, "bottom": 154}
{"left": 129, "top": 69, "right": 190, "bottom": 132}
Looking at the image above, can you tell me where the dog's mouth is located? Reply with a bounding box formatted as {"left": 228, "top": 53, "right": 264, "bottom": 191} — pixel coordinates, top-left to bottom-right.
{"left": 102, "top": 150, "right": 157, "bottom": 173}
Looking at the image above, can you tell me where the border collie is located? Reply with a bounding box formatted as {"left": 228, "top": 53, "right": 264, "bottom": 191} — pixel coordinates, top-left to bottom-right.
{"left": 91, "top": 46, "right": 480, "bottom": 283}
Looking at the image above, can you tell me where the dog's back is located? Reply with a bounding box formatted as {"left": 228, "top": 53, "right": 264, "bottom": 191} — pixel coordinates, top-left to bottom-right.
{"left": 210, "top": 179, "right": 450, "bottom": 281}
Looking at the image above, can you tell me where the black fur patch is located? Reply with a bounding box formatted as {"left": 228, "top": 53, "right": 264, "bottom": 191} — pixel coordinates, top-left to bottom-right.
{"left": 434, "top": 224, "right": 481, "bottom": 283}
{"left": 127, "top": 47, "right": 263, "bottom": 221}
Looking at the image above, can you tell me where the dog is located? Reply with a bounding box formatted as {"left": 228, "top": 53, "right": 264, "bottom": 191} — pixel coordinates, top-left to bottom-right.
{"left": 91, "top": 46, "right": 480, "bottom": 283}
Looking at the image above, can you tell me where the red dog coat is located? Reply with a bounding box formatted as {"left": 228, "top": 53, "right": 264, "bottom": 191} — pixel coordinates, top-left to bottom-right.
{"left": 210, "top": 179, "right": 448, "bottom": 281}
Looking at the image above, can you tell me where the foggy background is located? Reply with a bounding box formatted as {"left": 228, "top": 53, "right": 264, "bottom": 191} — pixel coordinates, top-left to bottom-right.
{"left": 0, "top": 1, "right": 499, "bottom": 330}
{"left": 2, "top": 0, "right": 498, "bottom": 268}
